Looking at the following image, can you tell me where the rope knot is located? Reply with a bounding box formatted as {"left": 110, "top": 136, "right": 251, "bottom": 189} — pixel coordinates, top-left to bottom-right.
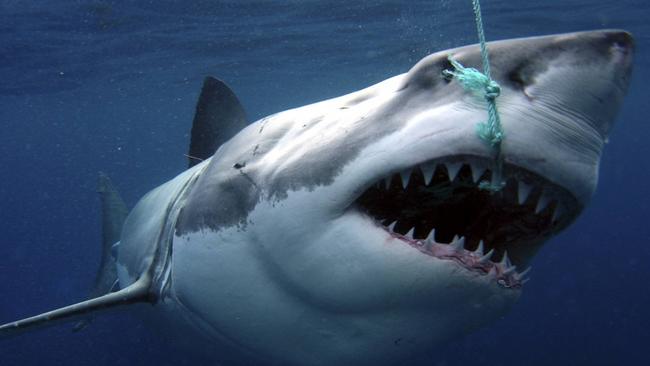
{"left": 484, "top": 81, "right": 500, "bottom": 100}
{"left": 443, "top": 0, "right": 505, "bottom": 193}
{"left": 445, "top": 56, "right": 501, "bottom": 101}
{"left": 445, "top": 53, "right": 505, "bottom": 192}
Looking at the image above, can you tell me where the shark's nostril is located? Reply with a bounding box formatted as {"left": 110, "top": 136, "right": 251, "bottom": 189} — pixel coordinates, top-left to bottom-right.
{"left": 614, "top": 41, "right": 628, "bottom": 50}
{"left": 600, "top": 31, "right": 635, "bottom": 61}
{"left": 606, "top": 31, "right": 634, "bottom": 51}
{"left": 611, "top": 40, "right": 633, "bottom": 59}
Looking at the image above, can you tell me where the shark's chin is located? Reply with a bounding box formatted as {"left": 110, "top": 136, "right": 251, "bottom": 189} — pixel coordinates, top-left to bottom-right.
{"left": 353, "top": 155, "right": 582, "bottom": 278}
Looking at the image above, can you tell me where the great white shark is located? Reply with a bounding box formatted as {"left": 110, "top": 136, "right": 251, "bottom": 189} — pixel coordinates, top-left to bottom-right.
{"left": 0, "top": 30, "right": 634, "bottom": 365}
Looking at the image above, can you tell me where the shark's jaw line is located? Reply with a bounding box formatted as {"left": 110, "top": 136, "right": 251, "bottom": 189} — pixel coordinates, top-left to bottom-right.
{"left": 353, "top": 154, "right": 580, "bottom": 284}
{"left": 378, "top": 226, "right": 526, "bottom": 289}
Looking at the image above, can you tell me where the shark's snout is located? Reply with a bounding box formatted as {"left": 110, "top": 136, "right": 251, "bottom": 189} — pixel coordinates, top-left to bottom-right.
{"left": 507, "top": 30, "right": 633, "bottom": 100}
{"left": 496, "top": 30, "right": 633, "bottom": 139}
{"left": 608, "top": 30, "right": 635, "bottom": 61}
{"left": 560, "top": 29, "right": 634, "bottom": 58}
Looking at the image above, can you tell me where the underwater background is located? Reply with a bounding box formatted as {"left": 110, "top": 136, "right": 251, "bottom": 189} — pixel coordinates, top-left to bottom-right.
{"left": 0, "top": 1, "right": 648, "bottom": 365}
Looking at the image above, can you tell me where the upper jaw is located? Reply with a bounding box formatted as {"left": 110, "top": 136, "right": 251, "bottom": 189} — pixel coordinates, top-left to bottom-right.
{"left": 392, "top": 29, "right": 634, "bottom": 203}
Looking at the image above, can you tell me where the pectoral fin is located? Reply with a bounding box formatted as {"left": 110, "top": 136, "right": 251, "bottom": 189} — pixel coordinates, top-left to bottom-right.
{"left": 0, "top": 275, "right": 152, "bottom": 339}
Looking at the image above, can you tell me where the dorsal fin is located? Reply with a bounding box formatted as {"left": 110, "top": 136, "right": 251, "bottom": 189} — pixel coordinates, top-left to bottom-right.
{"left": 188, "top": 77, "right": 248, "bottom": 168}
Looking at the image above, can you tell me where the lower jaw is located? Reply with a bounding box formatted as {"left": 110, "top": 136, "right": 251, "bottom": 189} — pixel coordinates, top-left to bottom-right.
{"left": 379, "top": 223, "right": 532, "bottom": 290}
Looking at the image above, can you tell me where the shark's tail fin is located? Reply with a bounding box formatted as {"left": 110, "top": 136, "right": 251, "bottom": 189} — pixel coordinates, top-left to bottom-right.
{"left": 92, "top": 172, "right": 129, "bottom": 298}
{"left": 0, "top": 173, "right": 152, "bottom": 339}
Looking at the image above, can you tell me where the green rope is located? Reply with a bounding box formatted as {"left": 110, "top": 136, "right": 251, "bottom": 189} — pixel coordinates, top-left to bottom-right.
{"left": 442, "top": 0, "right": 505, "bottom": 192}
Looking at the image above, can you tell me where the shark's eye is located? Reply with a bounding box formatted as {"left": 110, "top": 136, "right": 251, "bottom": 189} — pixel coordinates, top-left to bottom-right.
{"left": 507, "top": 65, "right": 536, "bottom": 99}
{"left": 507, "top": 69, "right": 527, "bottom": 89}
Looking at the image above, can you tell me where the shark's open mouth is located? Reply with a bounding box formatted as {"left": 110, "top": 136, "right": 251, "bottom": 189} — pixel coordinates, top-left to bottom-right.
{"left": 354, "top": 156, "right": 581, "bottom": 288}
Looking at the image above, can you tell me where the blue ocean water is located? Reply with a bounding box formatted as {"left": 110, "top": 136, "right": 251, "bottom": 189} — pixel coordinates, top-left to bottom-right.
{"left": 0, "top": 1, "right": 648, "bottom": 365}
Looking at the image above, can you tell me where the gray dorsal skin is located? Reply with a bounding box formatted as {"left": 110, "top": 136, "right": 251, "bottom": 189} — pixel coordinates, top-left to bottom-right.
{"left": 188, "top": 77, "right": 248, "bottom": 168}
{"left": 72, "top": 173, "right": 130, "bottom": 331}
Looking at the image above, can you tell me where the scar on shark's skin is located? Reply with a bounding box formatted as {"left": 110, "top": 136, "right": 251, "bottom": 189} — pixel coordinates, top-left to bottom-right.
{"left": 0, "top": 30, "right": 634, "bottom": 366}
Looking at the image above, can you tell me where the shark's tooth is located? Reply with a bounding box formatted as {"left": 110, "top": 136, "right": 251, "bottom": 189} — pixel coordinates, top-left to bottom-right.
{"left": 551, "top": 204, "right": 563, "bottom": 223}
{"left": 420, "top": 164, "right": 435, "bottom": 186}
{"left": 405, "top": 227, "right": 415, "bottom": 239}
{"left": 474, "top": 240, "right": 484, "bottom": 256}
{"left": 471, "top": 163, "right": 487, "bottom": 183}
{"left": 515, "top": 266, "right": 532, "bottom": 280}
{"left": 400, "top": 170, "right": 411, "bottom": 189}
{"left": 450, "top": 236, "right": 465, "bottom": 251}
{"left": 500, "top": 251, "right": 511, "bottom": 267}
{"left": 517, "top": 181, "right": 533, "bottom": 204}
{"left": 478, "top": 249, "right": 495, "bottom": 263}
{"left": 487, "top": 266, "right": 498, "bottom": 276}
{"left": 445, "top": 162, "right": 462, "bottom": 181}
{"left": 387, "top": 221, "right": 397, "bottom": 232}
{"left": 535, "top": 193, "right": 551, "bottom": 214}
{"left": 425, "top": 229, "right": 436, "bottom": 249}
{"left": 503, "top": 265, "right": 518, "bottom": 275}
{"left": 425, "top": 228, "right": 436, "bottom": 244}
